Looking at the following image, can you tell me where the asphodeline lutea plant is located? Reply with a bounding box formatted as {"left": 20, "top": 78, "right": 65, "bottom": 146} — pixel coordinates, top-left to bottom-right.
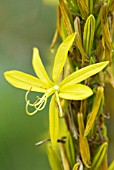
{"left": 4, "top": 33, "right": 109, "bottom": 146}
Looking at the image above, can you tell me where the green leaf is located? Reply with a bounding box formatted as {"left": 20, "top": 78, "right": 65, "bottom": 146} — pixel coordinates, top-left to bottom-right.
{"left": 49, "top": 95, "right": 59, "bottom": 147}
{"left": 60, "top": 61, "right": 109, "bottom": 86}
{"left": 59, "top": 84, "right": 93, "bottom": 100}
{"left": 32, "top": 48, "right": 53, "bottom": 85}
{"left": 4, "top": 70, "right": 47, "bottom": 92}
{"left": 47, "top": 144, "right": 63, "bottom": 170}
{"left": 52, "top": 33, "right": 76, "bottom": 82}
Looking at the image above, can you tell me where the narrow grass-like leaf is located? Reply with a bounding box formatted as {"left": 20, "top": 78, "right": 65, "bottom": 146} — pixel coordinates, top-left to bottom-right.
{"left": 4, "top": 70, "right": 47, "bottom": 92}
{"left": 32, "top": 48, "right": 52, "bottom": 85}
{"left": 61, "top": 61, "right": 109, "bottom": 86}
{"left": 52, "top": 33, "right": 76, "bottom": 82}
{"left": 49, "top": 95, "right": 59, "bottom": 147}
{"left": 47, "top": 143, "right": 63, "bottom": 170}
{"left": 91, "top": 142, "right": 108, "bottom": 170}
{"left": 84, "top": 86, "right": 104, "bottom": 136}
{"left": 59, "top": 84, "right": 93, "bottom": 100}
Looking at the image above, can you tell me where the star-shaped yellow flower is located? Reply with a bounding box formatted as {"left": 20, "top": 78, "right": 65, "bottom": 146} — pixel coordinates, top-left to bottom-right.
{"left": 4, "top": 33, "right": 109, "bottom": 146}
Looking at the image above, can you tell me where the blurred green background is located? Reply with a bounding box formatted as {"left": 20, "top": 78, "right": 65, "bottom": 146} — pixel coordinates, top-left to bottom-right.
{"left": 0, "top": 0, "right": 114, "bottom": 170}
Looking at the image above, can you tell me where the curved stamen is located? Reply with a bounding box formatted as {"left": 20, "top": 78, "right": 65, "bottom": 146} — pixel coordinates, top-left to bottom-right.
{"left": 25, "top": 87, "right": 54, "bottom": 115}
{"left": 25, "top": 88, "right": 37, "bottom": 106}
{"left": 34, "top": 95, "right": 47, "bottom": 110}
{"left": 26, "top": 93, "right": 47, "bottom": 115}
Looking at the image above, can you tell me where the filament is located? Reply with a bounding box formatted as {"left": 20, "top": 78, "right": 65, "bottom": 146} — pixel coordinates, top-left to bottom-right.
{"left": 55, "top": 91, "right": 63, "bottom": 117}
{"left": 25, "top": 87, "right": 54, "bottom": 115}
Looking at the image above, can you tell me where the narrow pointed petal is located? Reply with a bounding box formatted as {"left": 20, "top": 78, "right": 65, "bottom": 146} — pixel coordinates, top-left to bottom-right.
{"left": 32, "top": 48, "right": 52, "bottom": 85}
{"left": 52, "top": 33, "right": 76, "bottom": 82}
{"left": 60, "top": 61, "right": 109, "bottom": 87}
{"left": 49, "top": 95, "right": 59, "bottom": 147}
{"left": 59, "top": 84, "right": 93, "bottom": 100}
{"left": 4, "top": 70, "right": 47, "bottom": 92}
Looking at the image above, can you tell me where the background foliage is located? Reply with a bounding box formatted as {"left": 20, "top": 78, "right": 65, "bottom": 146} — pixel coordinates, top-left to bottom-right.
{"left": 0, "top": 0, "right": 114, "bottom": 170}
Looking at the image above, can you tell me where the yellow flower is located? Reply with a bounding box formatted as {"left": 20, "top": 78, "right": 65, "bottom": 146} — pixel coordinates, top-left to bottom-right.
{"left": 4, "top": 33, "right": 109, "bottom": 146}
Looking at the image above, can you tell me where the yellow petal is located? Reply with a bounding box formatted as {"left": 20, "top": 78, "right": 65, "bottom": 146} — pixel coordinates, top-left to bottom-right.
{"left": 59, "top": 84, "right": 93, "bottom": 100}
{"left": 60, "top": 61, "right": 109, "bottom": 86}
{"left": 4, "top": 70, "right": 47, "bottom": 92}
{"left": 32, "top": 48, "right": 52, "bottom": 85}
{"left": 49, "top": 95, "right": 59, "bottom": 147}
{"left": 52, "top": 33, "right": 76, "bottom": 82}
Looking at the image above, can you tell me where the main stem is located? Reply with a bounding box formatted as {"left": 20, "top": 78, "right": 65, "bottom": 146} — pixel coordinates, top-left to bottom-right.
{"left": 47, "top": 1, "right": 114, "bottom": 170}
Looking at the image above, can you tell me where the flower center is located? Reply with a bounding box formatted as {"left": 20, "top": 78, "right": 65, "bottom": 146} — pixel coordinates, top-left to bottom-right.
{"left": 53, "top": 85, "right": 60, "bottom": 91}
